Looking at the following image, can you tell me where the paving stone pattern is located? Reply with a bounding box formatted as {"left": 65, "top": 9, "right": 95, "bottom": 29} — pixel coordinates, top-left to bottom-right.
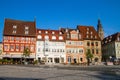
{"left": 0, "top": 65, "right": 120, "bottom": 80}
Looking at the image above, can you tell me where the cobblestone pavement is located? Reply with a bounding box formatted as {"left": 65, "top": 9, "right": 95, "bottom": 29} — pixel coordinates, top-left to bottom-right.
{"left": 0, "top": 65, "right": 120, "bottom": 80}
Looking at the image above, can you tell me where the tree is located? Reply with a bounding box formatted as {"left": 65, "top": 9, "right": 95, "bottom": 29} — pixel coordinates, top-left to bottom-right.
{"left": 23, "top": 48, "right": 31, "bottom": 63}
{"left": 86, "top": 49, "right": 93, "bottom": 66}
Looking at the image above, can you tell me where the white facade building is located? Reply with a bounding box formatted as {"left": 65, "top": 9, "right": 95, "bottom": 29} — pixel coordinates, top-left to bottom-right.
{"left": 36, "top": 29, "right": 66, "bottom": 64}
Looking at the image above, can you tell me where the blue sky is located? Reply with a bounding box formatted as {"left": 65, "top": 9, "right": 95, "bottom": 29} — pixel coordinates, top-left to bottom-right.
{"left": 0, "top": 0, "right": 120, "bottom": 41}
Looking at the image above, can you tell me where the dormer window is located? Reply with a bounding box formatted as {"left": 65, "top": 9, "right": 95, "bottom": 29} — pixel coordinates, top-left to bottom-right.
{"left": 25, "top": 26, "right": 29, "bottom": 30}
{"left": 45, "top": 35, "right": 49, "bottom": 40}
{"left": 109, "top": 39, "right": 111, "bottom": 42}
{"left": 13, "top": 25, "right": 17, "bottom": 29}
{"left": 39, "top": 31, "right": 41, "bottom": 33}
{"left": 86, "top": 35, "right": 89, "bottom": 38}
{"left": 87, "top": 31, "right": 89, "bottom": 34}
{"left": 59, "top": 32, "right": 62, "bottom": 35}
{"left": 59, "top": 36, "right": 63, "bottom": 40}
{"left": 87, "top": 28, "right": 89, "bottom": 31}
{"left": 52, "top": 36, "right": 56, "bottom": 40}
{"left": 45, "top": 31, "right": 48, "bottom": 34}
{"left": 95, "top": 36, "right": 97, "bottom": 39}
{"left": 52, "top": 31, "right": 55, "bottom": 34}
{"left": 91, "top": 32, "right": 93, "bottom": 34}
{"left": 37, "top": 35, "right": 42, "bottom": 39}
{"left": 25, "top": 26, "right": 29, "bottom": 35}
{"left": 79, "top": 34, "right": 81, "bottom": 39}
{"left": 12, "top": 30, "right": 16, "bottom": 34}
{"left": 91, "top": 35, "right": 93, "bottom": 38}
{"left": 25, "top": 31, "right": 29, "bottom": 34}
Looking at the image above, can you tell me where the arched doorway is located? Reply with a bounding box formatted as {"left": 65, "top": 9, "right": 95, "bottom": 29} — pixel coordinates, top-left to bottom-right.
{"left": 94, "top": 57, "right": 99, "bottom": 62}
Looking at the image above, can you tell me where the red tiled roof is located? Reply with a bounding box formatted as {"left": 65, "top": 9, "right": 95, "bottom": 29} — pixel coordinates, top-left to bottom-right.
{"left": 37, "top": 29, "right": 65, "bottom": 41}
{"left": 77, "top": 25, "right": 100, "bottom": 40}
{"left": 3, "top": 19, "right": 36, "bottom": 37}
{"left": 102, "top": 32, "right": 120, "bottom": 45}
{"left": 60, "top": 28, "right": 83, "bottom": 40}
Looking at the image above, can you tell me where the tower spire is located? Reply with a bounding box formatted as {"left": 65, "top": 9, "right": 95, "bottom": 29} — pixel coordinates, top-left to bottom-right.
{"left": 97, "top": 19, "right": 104, "bottom": 40}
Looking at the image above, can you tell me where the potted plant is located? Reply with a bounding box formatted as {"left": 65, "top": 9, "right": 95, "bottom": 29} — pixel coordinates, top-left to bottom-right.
{"left": 33, "top": 60, "right": 38, "bottom": 65}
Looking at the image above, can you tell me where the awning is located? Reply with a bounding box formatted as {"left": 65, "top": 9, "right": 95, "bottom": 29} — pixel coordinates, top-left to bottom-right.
{"left": 2, "top": 54, "right": 35, "bottom": 58}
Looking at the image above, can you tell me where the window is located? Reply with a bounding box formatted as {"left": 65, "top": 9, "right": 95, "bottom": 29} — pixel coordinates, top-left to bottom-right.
{"left": 16, "top": 45, "right": 19, "bottom": 51}
{"left": 4, "top": 45, "right": 8, "bottom": 51}
{"left": 117, "top": 44, "right": 119, "bottom": 47}
{"left": 20, "top": 45, "right": 24, "bottom": 51}
{"left": 79, "top": 49, "right": 83, "bottom": 53}
{"left": 10, "top": 45, "right": 14, "bottom": 51}
{"left": 59, "top": 36, "right": 63, "bottom": 40}
{"left": 39, "top": 31, "right": 41, "bottom": 33}
{"left": 31, "top": 38, "right": 35, "bottom": 41}
{"left": 12, "top": 30, "right": 16, "bottom": 34}
{"left": 16, "top": 37, "right": 20, "bottom": 41}
{"left": 37, "top": 35, "right": 42, "bottom": 39}
{"left": 45, "top": 31, "right": 48, "bottom": 34}
{"left": 95, "top": 42, "right": 98, "bottom": 46}
{"left": 25, "top": 31, "right": 29, "bottom": 34}
{"left": 25, "top": 45, "right": 29, "bottom": 48}
{"left": 118, "top": 36, "right": 120, "bottom": 41}
{"left": 87, "top": 42, "right": 90, "bottom": 46}
{"left": 96, "top": 49, "right": 98, "bottom": 54}
{"left": 57, "top": 49, "right": 59, "bottom": 52}
{"left": 13, "top": 25, "right": 17, "bottom": 29}
{"left": 25, "top": 26, "right": 29, "bottom": 30}
{"left": 86, "top": 35, "right": 89, "bottom": 38}
{"left": 68, "top": 56, "right": 71, "bottom": 63}
{"left": 71, "top": 34, "right": 78, "bottom": 39}
{"left": 92, "top": 49, "right": 94, "bottom": 54}
{"left": 87, "top": 31, "right": 89, "bottom": 34}
{"left": 68, "top": 41, "right": 71, "bottom": 44}
{"left": 59, "top": 32, "right": 62, "bottom": 35}
{"left": 91, "top": 35, "right": 93, "bottom": 38}
{"left": 52, "top": 36, "right": 56, "bottom": 40}
{"left": 80, "top": 58, "right": 83, "bottom": 62}
{"left": 21, "top": 38, "right": 25, "bottom": 41}
{"left": 26, "top": 38, "right": 29, "bottom": 41}
{"left": 91, "top": 42, "right": 94, "bottom": 46}
{"left": 87, "top": 28, "right": 89, "bottom": 31}
{"left": 52, "top": 31, "right": 55, "bottom": 34}
{"left": 79, "top": 34, "right": 81, "bottom": 39}
{"left": 25, "top": 26, "right": 29, "bottom": 35}
{"left": 4, "top": 37, "right": 8, "bottom": 41}
{"left": 45, "top": 35, "right": 49, "bottom": 40}
{"left": 60, "top": 49, "right": 62, "bottom": 52}
{"left": 79, "top": 42, "right": 83, "bottom": 45}
{"left": 10, "top": 37, "right": 14, "bottom": 41}
{"left": 30, "top": 45, "right": 34, "bottom": 52}
{"left": 67, "top": 33, "right": 69, "bottom": 39}
{"left": 91, "top": 32, "right": 93, "bottom": 34}
{"left": 45, "top": 48, "right": 48, "bottom": 52}
{"left": 95, "top": 36, "right": 97, "bottom": 39}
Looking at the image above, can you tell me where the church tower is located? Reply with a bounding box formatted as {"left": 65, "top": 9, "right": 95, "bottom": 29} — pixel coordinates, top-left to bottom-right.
{"left": 97, "top": 19, "right": 104, "bottom": 40}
